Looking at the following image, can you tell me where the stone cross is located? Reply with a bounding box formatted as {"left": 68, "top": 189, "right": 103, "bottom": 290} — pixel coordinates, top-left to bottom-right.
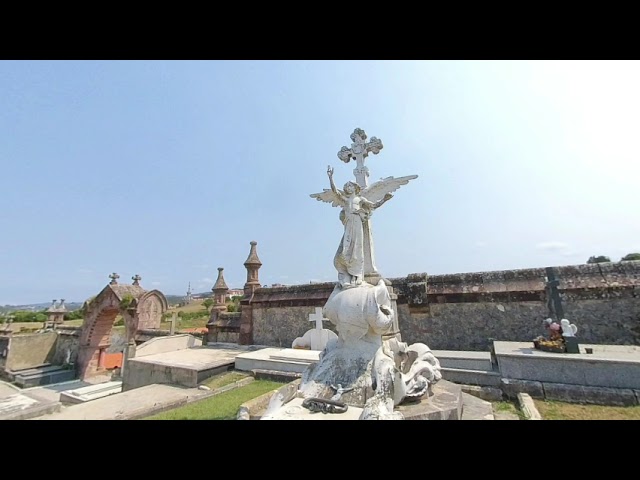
{"left": 545, "top": 267, "right": 565, "bottom": 322}
{"left": 308, "top": 307, "right": 330, "bottom": 351}
{"left": 109, "top": 273, "right": 120, "bottom": 285}
{"left": 169, "top": 312, "right": 177, "bottom": 335}
{"left": 337, "top": 128, "right": 383, "bottom": 188}
{"left": 132, "top": 274, "right": 142, "bottom": 286}
{"left": 336, "top": 128, "right": 385, "bottom": 282}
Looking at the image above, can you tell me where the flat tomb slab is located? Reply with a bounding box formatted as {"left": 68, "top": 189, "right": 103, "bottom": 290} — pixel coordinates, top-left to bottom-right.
{"left": 130, "top": 345, "right": 254, "bottom": 370}
{"left": 60, "top": 381, "right": 123, "bottom": 404}
{"left": 235, "top": 348, "right": 321, "bottom": 374}
{"left": 494, "top": 341, "right": 640, "bottom": 389}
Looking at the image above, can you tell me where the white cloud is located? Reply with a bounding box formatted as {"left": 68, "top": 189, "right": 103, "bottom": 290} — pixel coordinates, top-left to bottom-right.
{"left": 151, "top": 281, "right": 161, "bottom": 286}
{"left": 201, "top": 277, "right": 213, "bottom": 284}
{"left": 475, "top": 241, "right": 487, "bottom": 248}
{"left": 535, "top": 241, "right": 570, "bottom": 252}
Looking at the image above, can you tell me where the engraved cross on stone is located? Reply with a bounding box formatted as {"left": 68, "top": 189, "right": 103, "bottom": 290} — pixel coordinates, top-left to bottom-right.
{"left": 109, "top": 273, "right": 120, "bottom": 285}
{"left": 132, "top": 274, "right": 142, "bottom": 286}
{"left": 337, "top": 128, "right": 383, "bottom": 188}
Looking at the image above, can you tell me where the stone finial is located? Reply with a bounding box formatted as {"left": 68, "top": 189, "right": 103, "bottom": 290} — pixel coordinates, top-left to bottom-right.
{"left": 59, "top": 299, "right": 66, "bottom": 310}
{"left": 51, "top": 299, "right": 58, "bottom": 307}
{"left": 243, "top": 241, "right": 262, "bottom": 296}
{"left": 132, "top": 274, "right": 142, "bottom": 286}
{"left": 109, "top": 273, "right": 120, "bottom": 285}
{"left": 212, "top": 267, "right": 230, "bottom": 305}
{"left": 213, "top": 268, "right": 229, "bottom": 290}
{"left": 244, "top": 241, "right": 262, "bottom": 267}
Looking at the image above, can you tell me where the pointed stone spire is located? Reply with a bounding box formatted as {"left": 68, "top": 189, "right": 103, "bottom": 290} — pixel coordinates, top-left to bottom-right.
{"left": 243, "top": 241, "right": 262, "bottom": 297}
{"left": 212, "top": 267, "right": 229, "bottom": 305}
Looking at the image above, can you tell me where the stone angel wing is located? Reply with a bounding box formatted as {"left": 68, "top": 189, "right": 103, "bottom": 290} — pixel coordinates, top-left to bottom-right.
{"left": 309, "top": 189, "right": 345, "bottom": 208}
{"left": 362, "top": 175, "right": 418, "bottom": 203}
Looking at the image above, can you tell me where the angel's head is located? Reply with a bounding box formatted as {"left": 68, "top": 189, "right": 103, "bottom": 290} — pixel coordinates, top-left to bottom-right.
{"left": 343, "top": 181, "right": 361, "bottom": 195}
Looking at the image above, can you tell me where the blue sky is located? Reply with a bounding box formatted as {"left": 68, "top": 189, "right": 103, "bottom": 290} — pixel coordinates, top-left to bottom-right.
{"left": 1, "top": 60, "right": 639, "bottom": 305}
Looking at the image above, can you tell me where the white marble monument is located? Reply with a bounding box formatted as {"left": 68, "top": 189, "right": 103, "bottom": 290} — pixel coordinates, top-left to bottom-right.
{"left": 264, "top": 128, "right": 442, "bottom": 420}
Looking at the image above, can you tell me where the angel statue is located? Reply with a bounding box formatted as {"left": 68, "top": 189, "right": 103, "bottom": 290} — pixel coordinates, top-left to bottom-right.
{"left": 311, "top": 165, "right": 418, "bottom": 288}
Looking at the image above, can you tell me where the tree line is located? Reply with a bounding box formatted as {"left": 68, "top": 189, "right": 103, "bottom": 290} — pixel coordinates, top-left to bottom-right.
{"left": 587, "top": 253, "right": 640, "bottom": 264}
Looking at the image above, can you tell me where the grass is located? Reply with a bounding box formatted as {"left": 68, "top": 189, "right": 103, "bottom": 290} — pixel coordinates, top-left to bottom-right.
{"left": 200, "top": 371, "right": 251, "bottom": 390}
{"left": 159, "top": 316, "right": 209, "bottom": 331}
{"left": 143, "top": 379, "right": 283, "bottom": 420}
{"left": 492, "top": 400, "right": 524, "bottom": 419}
{"left": 533, "top": 400, "right": 640, "bottom": 420}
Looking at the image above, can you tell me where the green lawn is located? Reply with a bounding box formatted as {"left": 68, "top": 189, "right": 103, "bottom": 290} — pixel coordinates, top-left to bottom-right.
{"left": 200, "top": 371, "right": 251, "bottom": 390}
{"left": 492, "top": 400, "right": 524, "bottom": 419}
{"left": 533, "top": 400, "right": 640, "bottom": 420}
{"left": 143, "top": 379, "right": 283, "bottom": 420}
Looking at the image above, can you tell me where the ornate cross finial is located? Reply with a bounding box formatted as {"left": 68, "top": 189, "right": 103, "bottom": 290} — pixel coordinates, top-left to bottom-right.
{"left": 337, "top": 128, "right": 383, "bottom": 188}
{"left": 132, "top": 274, "right": 142, "bottom": 286}
{"left": 109, "top": 273, "right": 120, "bottom": 285}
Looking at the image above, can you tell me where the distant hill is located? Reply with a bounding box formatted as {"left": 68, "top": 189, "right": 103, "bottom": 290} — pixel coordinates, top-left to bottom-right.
{"left": 1, "top": 291, "right": 215, "bottom": 312}
{"left": 0, "top": 302, "right": 84, "bottom": 314}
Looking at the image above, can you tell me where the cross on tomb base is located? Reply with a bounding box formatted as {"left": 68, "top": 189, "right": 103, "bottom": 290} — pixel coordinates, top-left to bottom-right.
{"left": 308, "top": 308, "right": 329, "bottom": 351}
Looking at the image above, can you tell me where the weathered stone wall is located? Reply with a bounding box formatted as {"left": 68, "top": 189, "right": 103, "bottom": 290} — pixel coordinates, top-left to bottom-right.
{"left": 53, "top": 327, "right": 82, "bottom": 365}
{"left": 0, "top": 336, "right": 10, "bottom": 372}
{"left": 247, "top": 261, "right": 640, "bottom": 351}
{"left": 215, "top": 331, "right": 239, "bottom": 343}
{"left": 5, "top": 332, "right": 57, "bottom": 371}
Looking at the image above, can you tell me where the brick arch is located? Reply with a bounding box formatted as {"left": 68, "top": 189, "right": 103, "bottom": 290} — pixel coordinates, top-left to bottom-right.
{"left": 76, "top": 285, "right": 168, "bottom": 380}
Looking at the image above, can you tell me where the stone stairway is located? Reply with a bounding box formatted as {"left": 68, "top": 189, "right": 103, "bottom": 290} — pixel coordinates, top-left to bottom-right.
{"left": 59, "top": 381, "right": 123, "bottom": 404}
{"left": 11, "top": 364, "right": 76, "bottom": 388}
{"left": 432, "top": 350, "right": 501, "bottom": 387}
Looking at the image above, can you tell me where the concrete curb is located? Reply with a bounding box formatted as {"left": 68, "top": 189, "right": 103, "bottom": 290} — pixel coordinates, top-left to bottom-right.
{"left": 238, "top": 379, "right": 301, "bottom": 420}
{"left": 517, "top": 392, "right": 542, "bottom": 420}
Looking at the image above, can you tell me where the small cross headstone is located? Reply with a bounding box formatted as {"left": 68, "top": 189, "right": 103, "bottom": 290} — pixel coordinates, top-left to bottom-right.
{"left": 132, "top": 274, "right": 142, "bottom": 286}
{"left": 304, "top": 307, "right": 335, "bottom": 351}
{"left": 169, "top": 312, "right": 177, "bottom": 335}
{"left": 109, "top": 273, "right": 120, "bottom": 285}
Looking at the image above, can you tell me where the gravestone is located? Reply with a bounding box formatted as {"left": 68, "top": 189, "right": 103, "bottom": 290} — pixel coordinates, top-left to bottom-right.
{"left": 291, "top": 307, "right": 338, "bottom": 351}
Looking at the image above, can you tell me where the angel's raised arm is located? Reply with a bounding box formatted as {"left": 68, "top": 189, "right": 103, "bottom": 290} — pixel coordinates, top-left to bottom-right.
{"left": 327, "top": 165, "right": 345, "bottom": 201}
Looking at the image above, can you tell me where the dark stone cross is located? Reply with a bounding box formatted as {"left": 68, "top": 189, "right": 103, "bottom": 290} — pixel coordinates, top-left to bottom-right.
{"left": 109, "top": 272, "right": 120, "bottom": 285}
{"left": 545, "top": 267, "right": 565, "bottom": 322}
{"left": 132, "top": 274, "right": 142, "bottom": 286}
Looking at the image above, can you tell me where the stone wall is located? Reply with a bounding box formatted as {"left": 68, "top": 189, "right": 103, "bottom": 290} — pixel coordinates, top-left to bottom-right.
{"left": 53, "top": 327, "right": 82, "bottom": 365}
{"left": 249, "top": 282, "right": 337, "bottom": 347}
{"left": 245, "top": 261, "right": 640, "bottom": 351}
{"left": 5, "top": 332, "right": 57, "bottom": 371}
